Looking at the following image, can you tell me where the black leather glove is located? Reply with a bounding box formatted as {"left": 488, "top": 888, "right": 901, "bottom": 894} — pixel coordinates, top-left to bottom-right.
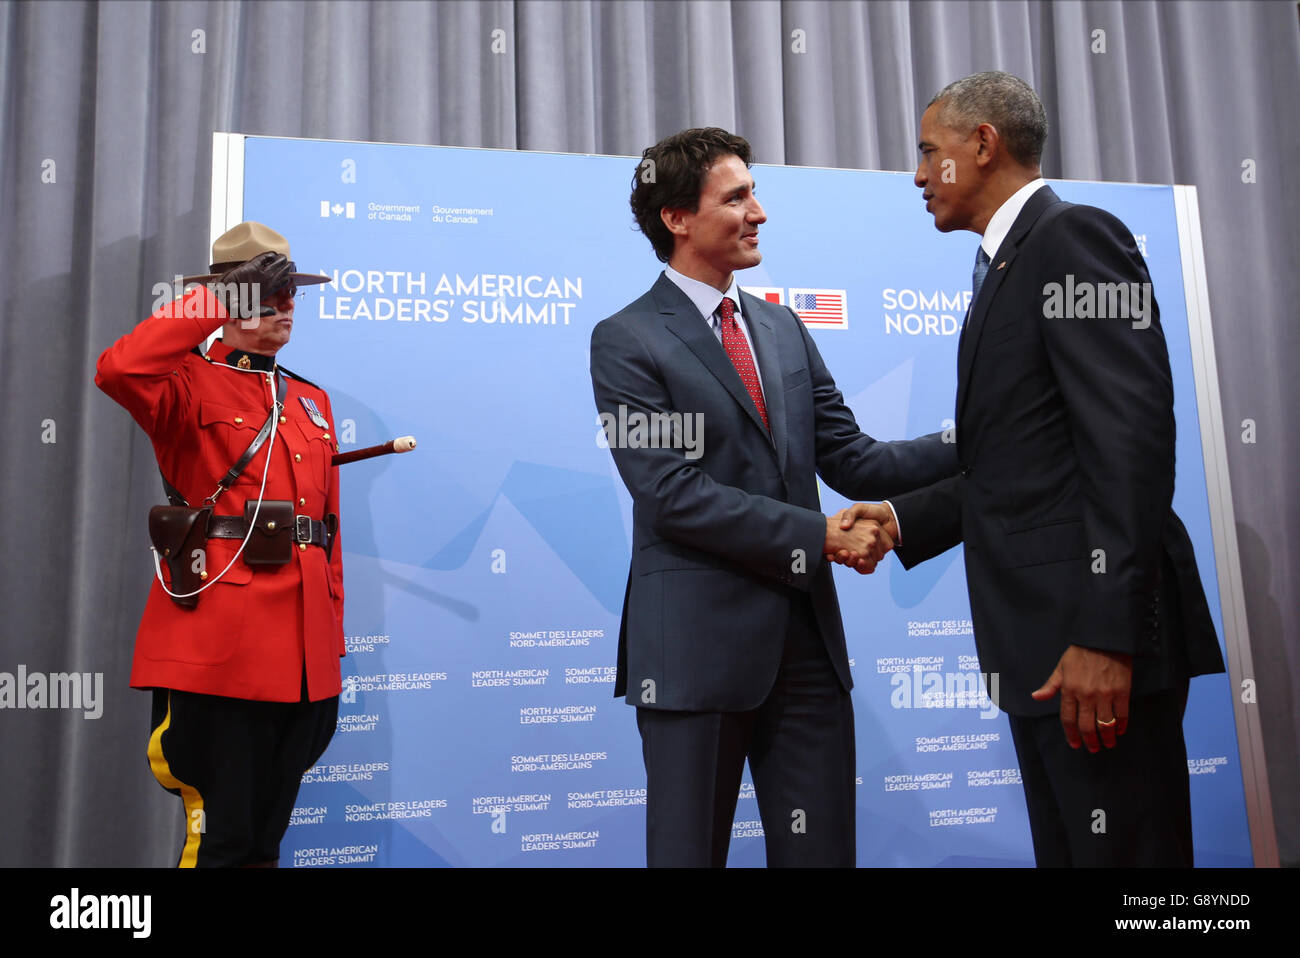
{"left": 215, "top": 251, "right": 293, "bottom": 320}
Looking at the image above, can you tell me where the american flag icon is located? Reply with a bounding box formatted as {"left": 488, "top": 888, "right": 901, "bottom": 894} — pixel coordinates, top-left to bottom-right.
{"left": 789, "top": 288, "right": 848, "bottom": 329}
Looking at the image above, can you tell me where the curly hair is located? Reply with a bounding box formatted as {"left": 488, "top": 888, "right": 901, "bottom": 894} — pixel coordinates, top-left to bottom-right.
{"left": 630, "top": 128, "right": 754, "bottom": 263}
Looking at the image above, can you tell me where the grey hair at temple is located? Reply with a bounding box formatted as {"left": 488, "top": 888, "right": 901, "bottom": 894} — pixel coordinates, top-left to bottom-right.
{"left": 928, "top": 71, "right": 1049, "bottom": 168}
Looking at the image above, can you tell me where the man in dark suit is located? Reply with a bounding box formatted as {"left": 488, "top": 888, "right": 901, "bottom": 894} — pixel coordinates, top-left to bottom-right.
{"left": 590, "top": 127, "right": 956, "bottom": 867}
{"left": 836, "top": 72, "right": 1225, "bottom": 866}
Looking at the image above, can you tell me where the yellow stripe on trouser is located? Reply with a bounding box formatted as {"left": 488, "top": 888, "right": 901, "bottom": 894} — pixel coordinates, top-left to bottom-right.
{"left": 147, "top": 692, "right": 205, "bottom": 868}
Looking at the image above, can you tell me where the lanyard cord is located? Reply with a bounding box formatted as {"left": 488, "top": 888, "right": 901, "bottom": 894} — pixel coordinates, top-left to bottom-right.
{"left": 151, "top": 366, "right": 284, "bottom": 598}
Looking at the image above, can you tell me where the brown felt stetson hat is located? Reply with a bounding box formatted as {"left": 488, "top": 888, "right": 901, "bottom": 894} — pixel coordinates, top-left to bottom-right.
{"left": 183, "top": 221, "right": 332, "bottom": 286}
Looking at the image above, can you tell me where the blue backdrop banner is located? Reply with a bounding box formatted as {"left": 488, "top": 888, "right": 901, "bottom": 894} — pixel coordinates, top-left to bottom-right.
{"left": 230, "top": 135, "right": 1250, "bottom": 867}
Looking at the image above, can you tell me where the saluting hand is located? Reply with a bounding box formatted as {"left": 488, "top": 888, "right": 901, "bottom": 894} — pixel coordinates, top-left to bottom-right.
{"left": 216, "top": 251, "right": 293, "bottom": 321}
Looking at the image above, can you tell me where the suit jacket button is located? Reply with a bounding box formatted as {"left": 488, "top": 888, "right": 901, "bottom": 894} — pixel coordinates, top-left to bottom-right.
{"left": 960, "top": 466, "right": 971, "bottom": 478}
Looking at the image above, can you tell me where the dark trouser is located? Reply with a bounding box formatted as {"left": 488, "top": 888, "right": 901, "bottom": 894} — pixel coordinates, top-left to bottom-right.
{"left": 1007, "top": 682, "right": 1193, "bottom": 867}
{"left": 147, "top": 677, "right": 338, "bottom": 868}
{"left": 636, "top": 598, "right": 856, "bottom": 867}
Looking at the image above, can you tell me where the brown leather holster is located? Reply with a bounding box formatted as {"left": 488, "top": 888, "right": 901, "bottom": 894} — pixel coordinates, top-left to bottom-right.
{"left": 148, "top": 505, "right": 214, "bottom": 610}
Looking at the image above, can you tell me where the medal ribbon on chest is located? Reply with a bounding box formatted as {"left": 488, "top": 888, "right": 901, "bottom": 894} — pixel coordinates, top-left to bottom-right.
{"left": 299, "top": 396, "right": 329, "bottom": 428}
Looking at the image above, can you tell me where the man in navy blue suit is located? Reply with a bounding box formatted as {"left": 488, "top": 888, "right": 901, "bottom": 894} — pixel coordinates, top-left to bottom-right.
{"left": 836, "top": 73, "right": 1225, "bottom": 865}
{"left": 589, "top": 128, "right": 957, "bottom": 866}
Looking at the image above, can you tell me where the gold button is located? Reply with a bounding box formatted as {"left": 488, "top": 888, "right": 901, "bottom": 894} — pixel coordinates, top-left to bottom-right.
{"left": 299, "top": 543, "right": 307, "bottom": 551}
{"left": 299, "top": 497, "right": 306, "bottom": 506}
{"left": 267, "top": 521, "right": 276, "bottom": 531}
{"left": 234, "top": 416, "right": 244, "bottom": 424}
{"left": 323, "top": 433, "right": 330, "bottom": 440}
{"left": 295, "top": 454, "right": 302, "bottom": 462}
{"left": 280, "top": 415, "right": 287, "bottom": 424}
{"left": 199, "top": 571, "right": 208, "bottom": 580}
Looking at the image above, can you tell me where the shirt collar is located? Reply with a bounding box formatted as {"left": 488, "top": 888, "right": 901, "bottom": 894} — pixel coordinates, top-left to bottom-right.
{"left": 981, "top": 177, "right": 1047, "bottom": 260}
{"left": 664, "top": 265, "right": 745, "bottom": 323}
{"left": 206, "top": 338, "right": 277, "bottom": 372}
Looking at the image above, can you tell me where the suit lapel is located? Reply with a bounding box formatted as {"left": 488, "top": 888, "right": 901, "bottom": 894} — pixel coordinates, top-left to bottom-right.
{"left": 653, "top": 275, "right": 777, "bottom": 453}
{"left": 955, "top": 185, "right": 1061, "bottom": 424}
{"left": 739, "top": 289, "right": 788, "bottom": 470}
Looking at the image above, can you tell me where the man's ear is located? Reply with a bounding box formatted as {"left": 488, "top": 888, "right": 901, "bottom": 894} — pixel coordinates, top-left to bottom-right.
{"left": 660, "top": 205, "right": 689, "bottom": 239}
{"left": 974, "top": 122, "right": 1000, "bottom": 168}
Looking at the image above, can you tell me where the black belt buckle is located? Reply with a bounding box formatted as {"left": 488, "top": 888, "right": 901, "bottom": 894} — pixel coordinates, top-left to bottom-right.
{"left": 295, "top": 514, "right": 312, "bottom": 544}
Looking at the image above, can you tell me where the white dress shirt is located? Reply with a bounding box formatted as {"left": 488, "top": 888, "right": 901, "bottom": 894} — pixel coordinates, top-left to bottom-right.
{"left": 980, "top": 177, "right": 1047, "bottom": 260}
{"left": 664, "top": 265, "right": 766, "bottom": 395}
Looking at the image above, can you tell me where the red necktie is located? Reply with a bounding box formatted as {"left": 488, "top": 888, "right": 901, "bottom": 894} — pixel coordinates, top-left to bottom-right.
{"left": 719, "top": 296, "right": 769, "bottom": 430}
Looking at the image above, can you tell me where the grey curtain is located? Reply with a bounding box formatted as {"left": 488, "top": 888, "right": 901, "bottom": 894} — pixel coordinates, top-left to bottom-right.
{"left": 1, "top": 0, "right": 1295, "bottom": 867}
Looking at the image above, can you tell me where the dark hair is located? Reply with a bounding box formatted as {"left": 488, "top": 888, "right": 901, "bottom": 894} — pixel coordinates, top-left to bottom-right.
{"left": 928, "top": 71, "right": 1048, "bottom": 168}
{"left": 630, "top": 128, "right": 754, "bottom": 263}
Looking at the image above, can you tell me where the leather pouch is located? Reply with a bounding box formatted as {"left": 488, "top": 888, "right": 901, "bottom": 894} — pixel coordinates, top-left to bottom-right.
{"left": 148, "top": 505, "right": 213, "bottom": 609}
{"left": 243, "top": 499, "right": 294, "bottom": 565}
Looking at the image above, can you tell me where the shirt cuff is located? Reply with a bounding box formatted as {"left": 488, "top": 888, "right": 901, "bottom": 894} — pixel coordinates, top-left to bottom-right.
{"left": 883, "top": 500, "right": 902, "bottom": 545}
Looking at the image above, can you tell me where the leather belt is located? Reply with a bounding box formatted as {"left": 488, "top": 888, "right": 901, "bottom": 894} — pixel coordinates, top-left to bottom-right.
{"left": 208, "top": 513, "right": 331, "bottom": 547}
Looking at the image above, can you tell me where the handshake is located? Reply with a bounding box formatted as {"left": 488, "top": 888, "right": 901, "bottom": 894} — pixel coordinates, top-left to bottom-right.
{"left": 822, "top": 502, "right": 899, "bottom": 575}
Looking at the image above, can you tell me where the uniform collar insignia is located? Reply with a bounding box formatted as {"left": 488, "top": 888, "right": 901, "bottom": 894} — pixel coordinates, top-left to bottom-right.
{"left": 207, "top": 339, "right": 277, "bottom": 373}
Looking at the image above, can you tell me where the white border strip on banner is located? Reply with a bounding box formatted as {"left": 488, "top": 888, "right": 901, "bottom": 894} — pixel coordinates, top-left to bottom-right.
{"left": 211, "top": 132, "right": 245, "bottom": 242}
{"left": 1174, "top": 184, "right": 1278, "bottom": 868}
{"left": 205, "top": 133, "right": 246, "bottom": 350}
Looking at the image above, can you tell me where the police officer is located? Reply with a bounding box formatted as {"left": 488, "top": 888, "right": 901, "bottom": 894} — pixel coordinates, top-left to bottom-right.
{"left": 96, "top": 222, "right": 345, "bottom": 867}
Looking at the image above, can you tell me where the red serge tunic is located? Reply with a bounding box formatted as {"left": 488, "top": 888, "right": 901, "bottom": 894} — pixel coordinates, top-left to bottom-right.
{"left": 96, "top": 286, "right": 344, "bottom": 702}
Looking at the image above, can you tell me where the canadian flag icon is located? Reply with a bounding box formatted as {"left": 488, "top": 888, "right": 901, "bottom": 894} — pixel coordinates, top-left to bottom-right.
{"left": 320, "top": 201, "right": 356, "bottom": 219}
{"left": 740, "top": 286, "right": 784, "bottom": 305}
